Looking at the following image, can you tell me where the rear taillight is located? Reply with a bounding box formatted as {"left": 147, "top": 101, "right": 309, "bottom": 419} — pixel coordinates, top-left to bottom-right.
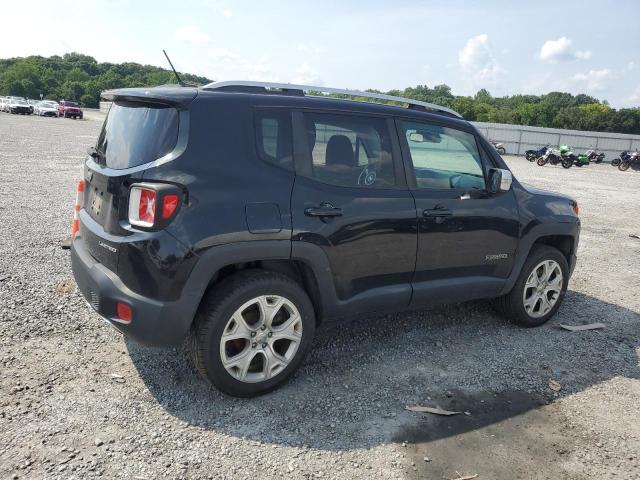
{"left": 128, "top": 183, "right": 182, "bottom": 229}
{"left": 129, "top": 186, "right": 156, "bottom": 227}
{"left": 161, "top": 194, "right": 179, "bottom": 219}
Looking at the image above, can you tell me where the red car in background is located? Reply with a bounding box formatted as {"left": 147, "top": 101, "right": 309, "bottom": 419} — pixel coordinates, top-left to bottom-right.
{"left": 58, "top": 100, "right": 83, "bottom": 119}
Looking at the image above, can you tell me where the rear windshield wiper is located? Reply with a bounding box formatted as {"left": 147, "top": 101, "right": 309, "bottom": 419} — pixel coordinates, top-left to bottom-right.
{"left": 87, "top": 146, "right": 106, "bottom": 166}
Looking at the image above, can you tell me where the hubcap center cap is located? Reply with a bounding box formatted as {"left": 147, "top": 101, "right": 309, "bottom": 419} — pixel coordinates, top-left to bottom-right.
{"left": 255, "top": 331, "right": 269, "bottom": 345}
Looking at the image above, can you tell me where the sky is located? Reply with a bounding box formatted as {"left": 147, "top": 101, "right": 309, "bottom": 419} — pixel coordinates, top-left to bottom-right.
{"left": 1, "top": 0, "right": 639, "bottom": 108}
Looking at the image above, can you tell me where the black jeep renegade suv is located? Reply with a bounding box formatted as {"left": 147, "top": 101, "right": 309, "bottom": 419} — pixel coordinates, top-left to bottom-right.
{"left": 71, "top": 81, "right": 580, "bottom": 397}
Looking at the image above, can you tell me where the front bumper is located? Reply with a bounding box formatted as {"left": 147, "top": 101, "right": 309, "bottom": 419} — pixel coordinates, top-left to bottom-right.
{"left": 70, "top": 233, "right": 194, "bottom": 347}
{"left": 11, "top": 107, "right": 30, "bottom": 114}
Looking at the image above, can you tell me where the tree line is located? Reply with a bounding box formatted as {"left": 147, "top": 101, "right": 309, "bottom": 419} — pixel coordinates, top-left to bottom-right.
{"left": 0, "top": 53, "right": 210, "bottom": 109}
{"left": 1, "top": 53, "right": 639, "bottom": 134}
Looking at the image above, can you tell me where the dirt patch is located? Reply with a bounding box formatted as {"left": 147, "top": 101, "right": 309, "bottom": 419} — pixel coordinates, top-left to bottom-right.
{"left": 52, "top": 279, "right": 75, "bottom": 295}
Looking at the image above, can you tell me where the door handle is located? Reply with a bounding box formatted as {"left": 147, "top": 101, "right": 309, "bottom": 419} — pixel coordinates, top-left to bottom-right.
{"left": 305, "top": 203, "right": 343, "bottom": 218}
{"left": 423, "top": 205, "right": 452, "bottom": 217}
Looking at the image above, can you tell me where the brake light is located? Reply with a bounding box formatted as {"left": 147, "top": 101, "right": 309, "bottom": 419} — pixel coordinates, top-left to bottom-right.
{"left": 572, "top": 202, "right": 579, "bottom": 216}
{"left": 162, "top": 194, "right": 179, "bottom": 219}
{"left": 128, "top": 183, "right": 182, "bottom": 229}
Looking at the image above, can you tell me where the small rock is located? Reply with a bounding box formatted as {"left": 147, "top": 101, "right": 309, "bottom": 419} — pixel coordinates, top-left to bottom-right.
{"left": 94, "top": 439, "right": 103, "bottom": 447}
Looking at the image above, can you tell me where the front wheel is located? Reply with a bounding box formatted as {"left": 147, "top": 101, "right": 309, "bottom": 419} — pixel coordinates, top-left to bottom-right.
{"left": 494, "top": 245, "right": 569, "bottom": 327}
{"left": 536, "top": 157, "right": 547, "bottom": 166}
{"left": 619, "top": 161, "right": 630, "bottom": 171}
{"left": 190, "top": 270, "right": 316, "bottom": 397}
{"left": 562, "top": 159, "right": 573, "bottom": 169}
{"left": 611, "top": 158, "right": 621, "bottom": 166}
{"left": 497, "top": 147, "right": 506, "bottom": 155}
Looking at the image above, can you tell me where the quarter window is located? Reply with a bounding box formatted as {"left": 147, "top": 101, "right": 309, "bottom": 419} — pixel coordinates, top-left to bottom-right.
{"left": 255, "top": 109, "right": 293, "bottom": 170}
{"left": 401, "top": 121, "right": 486, "bottom": 191}
{"left": 301, "top": 113, "right": 396, "bottom": 188}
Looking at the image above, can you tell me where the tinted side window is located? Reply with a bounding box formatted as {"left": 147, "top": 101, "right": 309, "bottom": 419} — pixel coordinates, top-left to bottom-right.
{"left": 254, "top": 109, "right": 293, "bottom": 171}
{"left": 302, "top": 113, "right": 396, "bottom": 188}
{"left": 401, "top": 121, "right": 485, "bottom": 191}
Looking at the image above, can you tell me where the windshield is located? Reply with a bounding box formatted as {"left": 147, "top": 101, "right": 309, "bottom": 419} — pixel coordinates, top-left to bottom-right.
{"left": 65, "top": 102, "right": 79, "bottom": 107}
{"left": 15, "top": 100, "right": 28, "bottom": 106}
{"left": 95, "top": 100, "right": 180, "bottom": 169}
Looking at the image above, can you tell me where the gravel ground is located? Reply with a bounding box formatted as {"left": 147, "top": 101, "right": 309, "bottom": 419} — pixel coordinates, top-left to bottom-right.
{"left": 0, "top": 112, "right": 639, "bottom": 480}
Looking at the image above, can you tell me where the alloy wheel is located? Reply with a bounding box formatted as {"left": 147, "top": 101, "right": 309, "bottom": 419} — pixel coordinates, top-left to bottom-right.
{"left": 219, "top": 295, "right": 303, "bottom": 383}
{"left": 522, "top": 260, "right": 563, "bottom": 318}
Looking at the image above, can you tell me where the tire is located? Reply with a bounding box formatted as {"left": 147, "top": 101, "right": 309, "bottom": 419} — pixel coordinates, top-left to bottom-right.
{"left": 497, "top": 147, "right": 506, "bottom": 155}
{"left": 619, "top": 161, "right": 630, "bottom": 171}
{"left": 190, "top": 269, "right": 316, "bottom": 397}
{"left": 494, "top": 245, "right": 569, "bottom": 327}
{"left": 562, "top": 159, "right": 573, "bottom": 169}
{"left": 536, "top": 157, "right": 547, "bottom": 166}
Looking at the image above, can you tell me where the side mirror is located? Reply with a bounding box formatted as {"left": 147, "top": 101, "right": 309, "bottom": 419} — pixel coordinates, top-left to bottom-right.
{"left": 488, "top": 168, "right": 512, "bottom": 194}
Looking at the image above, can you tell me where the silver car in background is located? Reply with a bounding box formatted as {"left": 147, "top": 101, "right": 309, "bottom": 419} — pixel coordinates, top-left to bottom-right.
{"left": 34, "top": 101, "right": 60, "bottom": 117}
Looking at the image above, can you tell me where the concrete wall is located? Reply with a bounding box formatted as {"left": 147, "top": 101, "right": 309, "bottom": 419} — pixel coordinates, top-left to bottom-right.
{"left": 472, "top": 121, "right": 640, "bottom": 161}
{"left": 99, "top": 101, "right": 111, "bottom": 114}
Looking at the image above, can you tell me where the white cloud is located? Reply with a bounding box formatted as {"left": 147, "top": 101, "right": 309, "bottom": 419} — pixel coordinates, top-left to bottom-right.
{"left": 208, "top": 48, "right": 278, "bottom": 82}
{"left": 296, "top": 44, "right": 325, "bottom": 55}
{"left": 201, "top": 1, "right": 233, "bottom": 18}
{"left": 539, "top": 37, "right": 591, "bottom": 62}
{"left": 292, "top": 64, "right": 320, "bottom": 85}
{"left": 625, "top": 61, "right": 636, "bottom": 72}
{"left": 175, "top": 26, "right": 210, "bottom": 45}
{"left": 575, "top": 50, "right": 592, "bottom": 60}
{"left": 572, "top": 69, "right": 612, "bottom": 92}
{"left": 458, "top": 34, "right": 503, "bottom": 81}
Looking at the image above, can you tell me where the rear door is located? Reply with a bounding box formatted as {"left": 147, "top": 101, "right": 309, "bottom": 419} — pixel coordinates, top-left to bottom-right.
{"left": 397, "top": 118, "right": 520, "bottom": 307}
{"left": 291, "top": 110, "right": 417, "bottom": 317}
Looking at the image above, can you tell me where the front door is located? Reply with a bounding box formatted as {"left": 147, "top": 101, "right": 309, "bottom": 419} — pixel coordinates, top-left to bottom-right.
{"left": 291, "top": 111, "right": 417, "bottom": 317}
{"left": 397, "top": 119, "right": 520, "bottom": 307}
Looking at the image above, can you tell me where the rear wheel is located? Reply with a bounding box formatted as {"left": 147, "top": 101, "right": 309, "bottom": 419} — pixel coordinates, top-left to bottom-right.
{"left": 190, "top": 270, "right": 316, "bottom": 397}
{"left": 562, "top": 159, "right": 573, "bottom": 169}
{"left": 619, "top": 161, "right": 630, "bottom": 171}
{"left": 497, "top": 147, "right": 506, "bottom": 155}
{"left": 494, "top": 245, "right": 569, "bottom": 327}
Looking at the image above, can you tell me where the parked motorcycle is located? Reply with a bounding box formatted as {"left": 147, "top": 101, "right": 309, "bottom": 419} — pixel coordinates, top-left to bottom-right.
{"left": 490, "top": 141, "right": 506, "bottom": 155}
{"left": 537, "top": 146, "right": 573, "bottom": 168}
{"left": 525, "top": 145, "right": 549, "bottom": 161}
{"left": 584, "top": 149, "right": 605, "bottom": 163}
{"left": 574, "top": 153, "right": 591, "bottom": 167}
{"left": 619, "top": 151, "right": 639, "bottom": 171}
{"left": 612, "top": 150, "right": 633, "bottom": 167}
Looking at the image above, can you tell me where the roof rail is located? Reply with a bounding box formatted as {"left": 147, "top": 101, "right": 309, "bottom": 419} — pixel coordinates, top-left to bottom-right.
{"left": 203, "top": 80, "right": 462, "bottom": 118}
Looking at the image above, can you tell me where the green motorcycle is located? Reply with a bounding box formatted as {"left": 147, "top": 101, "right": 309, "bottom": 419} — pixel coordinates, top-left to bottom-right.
{"left": 561, "top": 145, "right": 589, "bottom": 167}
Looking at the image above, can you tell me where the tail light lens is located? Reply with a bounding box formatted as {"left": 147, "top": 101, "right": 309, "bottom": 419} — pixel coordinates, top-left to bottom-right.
{"left": 128, "top": 183, "right": 182, "bottom": 229}
{"left": 571, "top": 201, "right": 579, "bottom": 216}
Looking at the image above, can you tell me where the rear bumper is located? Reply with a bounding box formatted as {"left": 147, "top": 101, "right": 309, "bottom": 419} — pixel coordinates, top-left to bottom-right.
{"left": 70, "top": 233, "right": 194, "bottom": 347}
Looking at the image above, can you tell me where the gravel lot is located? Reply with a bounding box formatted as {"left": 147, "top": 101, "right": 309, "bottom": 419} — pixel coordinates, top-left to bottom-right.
{"left": 0, "top": 112, "right": 639, "bottom": 480}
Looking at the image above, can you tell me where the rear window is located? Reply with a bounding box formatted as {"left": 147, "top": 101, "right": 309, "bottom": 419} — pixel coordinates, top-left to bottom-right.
{"left": 96, "top": 100, "right": 179, "bottom": 169}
